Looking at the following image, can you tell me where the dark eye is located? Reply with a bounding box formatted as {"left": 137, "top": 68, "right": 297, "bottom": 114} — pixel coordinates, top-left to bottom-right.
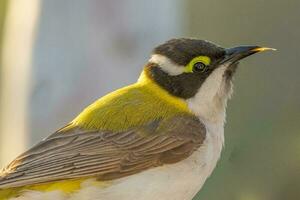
{"left": 193, "top": 62, "right": 207, "bottom": 73}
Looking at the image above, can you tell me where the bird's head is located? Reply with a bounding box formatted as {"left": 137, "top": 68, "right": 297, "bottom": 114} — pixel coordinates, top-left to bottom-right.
{"left": 142, "top": 38, "right": 274, "bottom": 122}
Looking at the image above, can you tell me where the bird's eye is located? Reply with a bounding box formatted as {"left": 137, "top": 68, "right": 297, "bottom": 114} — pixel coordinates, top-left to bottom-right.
{"left": 193, "top": 62, "right": 207, "bottom": 73}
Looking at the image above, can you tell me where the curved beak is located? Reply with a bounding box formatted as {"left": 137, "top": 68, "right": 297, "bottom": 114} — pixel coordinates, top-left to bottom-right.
{"left": 221, "top": 45, "right": 276, "bottom": 64}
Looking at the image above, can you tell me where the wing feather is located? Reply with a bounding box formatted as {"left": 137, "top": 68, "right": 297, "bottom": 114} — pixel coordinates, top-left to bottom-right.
{"left": 0, "top": 115, "right": 205, "bottom": 189}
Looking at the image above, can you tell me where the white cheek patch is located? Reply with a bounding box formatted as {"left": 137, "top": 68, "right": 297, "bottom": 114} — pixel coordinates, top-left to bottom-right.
{"left": 149, "top": 54, "right": 184, "bottom": 76}
{"left": 187, "top": 64, "right": 233, "bottom": 123}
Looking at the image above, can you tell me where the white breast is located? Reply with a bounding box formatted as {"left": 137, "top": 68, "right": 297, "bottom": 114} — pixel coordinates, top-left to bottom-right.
{"left": 70, "top": 122, "right": 224, "bottom": 200}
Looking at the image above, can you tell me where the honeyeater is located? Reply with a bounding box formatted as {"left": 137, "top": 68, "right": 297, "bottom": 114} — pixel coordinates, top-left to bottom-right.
{"left": 0, "top": 38, "right": 274, "bottom": 200}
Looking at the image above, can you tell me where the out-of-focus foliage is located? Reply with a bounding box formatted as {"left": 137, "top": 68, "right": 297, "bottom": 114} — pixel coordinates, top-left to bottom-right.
{"left": 187, "top": 0, "right": 300, "bottom": 200}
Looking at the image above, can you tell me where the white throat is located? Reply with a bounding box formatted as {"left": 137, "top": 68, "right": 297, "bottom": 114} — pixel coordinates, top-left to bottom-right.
{"left": 187, "top": 64, "right": 233, "bottom": 126}
{"left": 186, "top": 64, "right": 233, "bottom": 170}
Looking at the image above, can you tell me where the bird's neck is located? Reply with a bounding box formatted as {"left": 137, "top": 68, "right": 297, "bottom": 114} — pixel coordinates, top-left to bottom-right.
{"left": 139, "top": 66, "right": 232, "bottom": 125}
{"left": 137, "top": 69, "right": 190, "bottom": 114}
{"left": 186, "top": 66, "right": 233, "bottom": 125}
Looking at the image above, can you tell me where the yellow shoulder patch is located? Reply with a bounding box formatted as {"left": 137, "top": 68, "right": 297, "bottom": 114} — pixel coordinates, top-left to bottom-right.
{"left": 70, "top": 70, "right": 191, "bottom": 132}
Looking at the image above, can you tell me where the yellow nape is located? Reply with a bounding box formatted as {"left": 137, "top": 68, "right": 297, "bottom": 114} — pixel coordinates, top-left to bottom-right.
{"left": 0, "top": 178, "right": 110, "bottom": 200}
{"left": 70, "top": 70, "right": 191, "bottom": 132}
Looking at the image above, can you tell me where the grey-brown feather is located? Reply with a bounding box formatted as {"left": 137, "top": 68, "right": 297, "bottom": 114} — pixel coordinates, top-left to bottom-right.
{"left": 0, "top": 115, "right": 206, "bottom": 189}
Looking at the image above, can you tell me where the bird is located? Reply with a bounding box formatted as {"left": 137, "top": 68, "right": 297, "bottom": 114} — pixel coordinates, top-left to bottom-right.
{"left": 0, "top": 38, "right": 274, "bottom": 200}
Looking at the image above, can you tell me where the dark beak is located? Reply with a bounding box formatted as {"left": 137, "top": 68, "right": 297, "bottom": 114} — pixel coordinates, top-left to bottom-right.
{"left": 221, "top": 46, "right": 276, "bottom": 64}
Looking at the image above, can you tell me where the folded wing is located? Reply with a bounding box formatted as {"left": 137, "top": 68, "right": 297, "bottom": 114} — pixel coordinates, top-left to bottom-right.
{"left": 0, "top": 115, "right": 206, "bottom": 189}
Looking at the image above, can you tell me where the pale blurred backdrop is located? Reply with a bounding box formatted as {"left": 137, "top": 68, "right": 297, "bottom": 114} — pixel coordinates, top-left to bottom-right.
{"left": 0, "top": 0, "right": 299, "bottom": 200}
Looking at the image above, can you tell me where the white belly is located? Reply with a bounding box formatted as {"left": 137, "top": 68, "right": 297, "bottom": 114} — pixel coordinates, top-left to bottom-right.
{"left": 11, "top": 124, "right": 224, "bottom": 200}
{"left": 75, "top": 125, "right": 223, "bottom": 200}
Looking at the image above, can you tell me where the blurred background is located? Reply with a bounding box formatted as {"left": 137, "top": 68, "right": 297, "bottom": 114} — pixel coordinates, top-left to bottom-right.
{"left": 0, "top": 0, "right": 299, "bottom": 199}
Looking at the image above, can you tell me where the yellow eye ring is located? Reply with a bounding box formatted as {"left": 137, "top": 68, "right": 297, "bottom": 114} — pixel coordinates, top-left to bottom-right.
{"left": 184, "top": 56, "right": 211, "bottom": 73}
